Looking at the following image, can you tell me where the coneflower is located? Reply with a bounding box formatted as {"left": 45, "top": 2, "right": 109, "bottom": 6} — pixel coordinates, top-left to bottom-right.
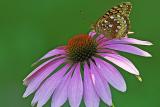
{"left": 23, "top": 31, "right": 152, "bottom": 107}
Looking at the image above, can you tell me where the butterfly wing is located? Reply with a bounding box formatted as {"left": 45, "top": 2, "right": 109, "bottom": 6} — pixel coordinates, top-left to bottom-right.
{"left": 93, "top": 2, "right": 132, "bottom": 38}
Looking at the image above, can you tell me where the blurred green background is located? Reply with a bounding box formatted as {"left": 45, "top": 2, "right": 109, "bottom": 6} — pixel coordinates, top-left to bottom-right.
{"left": 0, "top": 0, "right": 159, "bottom": 107}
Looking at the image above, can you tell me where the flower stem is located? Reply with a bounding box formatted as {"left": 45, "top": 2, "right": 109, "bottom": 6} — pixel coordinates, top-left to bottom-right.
{"left": 112, "top": 103, "right": 115, "bottom": 107}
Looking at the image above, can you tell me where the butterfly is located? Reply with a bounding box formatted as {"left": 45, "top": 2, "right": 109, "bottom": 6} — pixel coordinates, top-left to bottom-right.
{"left": 92, "top": 2, "right": 134, "bottom": 38}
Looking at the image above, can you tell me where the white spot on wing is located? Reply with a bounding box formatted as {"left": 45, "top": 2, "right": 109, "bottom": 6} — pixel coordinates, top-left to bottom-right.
{"left": 110, "top": 16, "right": 114, "bottom": 19}
{"left": 117, "top": 26, "right": 121, "bottom": 29}
{"left": 117, "top": 15, "right": 120, "bottom": 17}
{"left": 104, "top": 20, "right": 108, "bottom": 23}
{"left": 109, "top": 24, "right": 113, "bottom": 27}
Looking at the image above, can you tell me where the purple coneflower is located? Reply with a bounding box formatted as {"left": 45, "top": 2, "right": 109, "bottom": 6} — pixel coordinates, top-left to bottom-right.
{"left": 23, "top": 32, "right": 152, "bottom": 107}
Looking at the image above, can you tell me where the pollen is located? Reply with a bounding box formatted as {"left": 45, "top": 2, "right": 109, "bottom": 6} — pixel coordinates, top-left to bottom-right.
{"left": 67, "top": 34, "right": 97, "bottom": 62}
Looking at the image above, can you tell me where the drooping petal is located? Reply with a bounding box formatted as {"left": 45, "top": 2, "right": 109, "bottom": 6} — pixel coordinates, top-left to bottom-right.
{"left": 93, "top": 58, "right": 126, "bottom": 92}
{"left": 100, "top": 53, "right": 139, "bottom": 75}
{"left": 51, "top": 65, "right": 76, "bottom": 107}
{"left": 103, "top": 44, "right": 152, "bottom": 57}
{"left": 83, "top": 63, "right": 100, "bottom": 107}
{"left": 37, "top": 46, "right": 66, "bottom": 63}
{"left": 68, "top": 63, "right": 83, "bottom": 107}
{"left": 23, "top": 59, "right": 53, "bottom": 86}
{"left": 23, "top": 57, "right": 63, "bottom": 86}
{"left": 106, "top": 38, "right": 153, "bottom": 45}
{"left": 31, "top": 64, "right": 70, "bottom": 107}
{"left": 23, "top": 58, "right": 66, "bottom": 98}
{"left": 90, "top": 61, "right": 112, "bottom": 106}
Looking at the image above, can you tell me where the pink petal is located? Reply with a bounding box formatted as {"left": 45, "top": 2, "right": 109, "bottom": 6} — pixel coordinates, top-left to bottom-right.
{"left": 96, "top": 35, "right": 108, "bottom": 43}
{"left": 23, "top": 57, "right": 62, "bottom": 85}
{"left": 89, "top": 31, "right": 96, "bottom": 38}
{"left": 89, "top": 32, "right": 109, "bottom": 44}
{"left": 97, "top": 48, "right": 118, "bottom": 54}
{"left": 104, "top": 44, "right": 152, "bottom": 57}
{"left": 37, "top": 46, "right": 66, "bottom": 63}
{"left": 83, "top": 63, "right": 100, "bottom": 107}
{"left": 97, "top": 40, "right": 108, "bottom": 48}
{"left": 23, "top": 58, "right": 66, "bottom": 98}
{"left": 96, "top": 34, "right": 105, "bottom": 41}
{"left": 94, "top": 58, "right": 126, "bottom": 92}
{"left": 31, "top": 64, "right": 70, "bottom": 107}
{"left": 68, "top": 63, "right": 83, "bottom": 107}
{"left": 51, "top": 65, "right": 76, "bottom": 107}
{"left": 90, "top": 61, "right": 112, "bottom": 106}
{"left": 100, "top": 53, "right": 139, "bottom": 75}
{"left": 106, "top": 38, "right": 153, "bottom": 45}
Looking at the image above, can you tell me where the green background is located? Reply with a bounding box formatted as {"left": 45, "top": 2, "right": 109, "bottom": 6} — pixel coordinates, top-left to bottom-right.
{"left": 0, "top": 0, "right": 159, "bottom": 107}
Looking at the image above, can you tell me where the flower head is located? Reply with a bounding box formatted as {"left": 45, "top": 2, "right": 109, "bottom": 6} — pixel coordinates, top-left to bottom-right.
{"left": 23, "top": 32, "right": 152, "bottom": 107}
{"left": 67, "top": 34, "right": 97, "bottom": 62}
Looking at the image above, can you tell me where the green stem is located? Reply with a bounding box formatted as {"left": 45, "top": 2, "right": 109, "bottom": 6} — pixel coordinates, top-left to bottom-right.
{"left": 112, "top": 103, "right": 115, "bottom": 107}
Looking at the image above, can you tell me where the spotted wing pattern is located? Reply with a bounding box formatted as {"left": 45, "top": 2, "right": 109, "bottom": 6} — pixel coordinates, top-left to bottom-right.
{"left": 93, "top": 2, "right": 132, "bottom": 38}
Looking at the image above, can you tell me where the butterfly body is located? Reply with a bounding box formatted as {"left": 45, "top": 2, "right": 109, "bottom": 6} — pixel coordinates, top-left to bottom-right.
{"left": 93, "top": 2, "right": 132, "bottom": 38}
